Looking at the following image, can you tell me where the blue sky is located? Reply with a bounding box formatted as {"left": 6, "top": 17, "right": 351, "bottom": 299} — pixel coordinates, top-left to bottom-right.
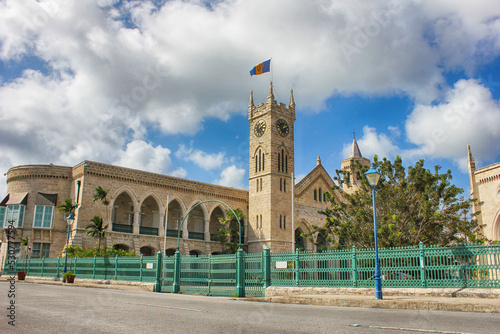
{"left": 1, "top": 0, "right": 500, "bottom": 198}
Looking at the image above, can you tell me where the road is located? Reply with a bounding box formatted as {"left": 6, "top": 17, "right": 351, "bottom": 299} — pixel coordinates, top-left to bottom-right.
{"left": 0, "top": 282, "right": 498, "bottom": 333}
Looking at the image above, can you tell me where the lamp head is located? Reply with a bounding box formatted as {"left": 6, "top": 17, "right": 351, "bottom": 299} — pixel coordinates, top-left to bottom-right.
{"left": 364, "top": 165, "right": 381, "bottom": 188}
{"left": 66, "top": 212, "right": 75, "bottom": 226}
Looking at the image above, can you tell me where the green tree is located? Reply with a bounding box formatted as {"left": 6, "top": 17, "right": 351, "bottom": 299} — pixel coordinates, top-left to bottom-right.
{"left": 20, "top": 236, "right": 30, "bottom": 272}
{"left": 57, "top": 198, "right": 78, "bottom": 216}
{"left": 214, "top": 209, "right": 246, "bottom": 254}
{"left": 93, "top": 186, "right": 110, "bottom": 225}
{"left": 85, "top": 216, "right": 108, "bottom": 251}
{"left": 310, "top": 156, "right": 482, "bottom": 249}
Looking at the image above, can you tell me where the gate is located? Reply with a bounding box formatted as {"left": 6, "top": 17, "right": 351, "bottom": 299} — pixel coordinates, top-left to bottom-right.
{"left": 160, "top": 252, "right": 265, "bottom": 297}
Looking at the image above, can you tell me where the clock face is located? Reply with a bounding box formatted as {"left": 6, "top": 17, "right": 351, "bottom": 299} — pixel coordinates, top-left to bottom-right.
{"left": 254, "top": 119, "right": 266, "bottom": 137}
{"left": 276, "top": 119, "right": 289, "bottom": 137}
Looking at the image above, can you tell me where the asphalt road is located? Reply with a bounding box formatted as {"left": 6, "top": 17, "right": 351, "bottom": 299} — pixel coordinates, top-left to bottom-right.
{"left": 0, "top": 282, "right": 498, "bottom": 334}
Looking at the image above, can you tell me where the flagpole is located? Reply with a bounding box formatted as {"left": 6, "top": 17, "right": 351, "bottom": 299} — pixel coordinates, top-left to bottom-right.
{"left": 163, "top": 195, "right": 170, "bottom": 255}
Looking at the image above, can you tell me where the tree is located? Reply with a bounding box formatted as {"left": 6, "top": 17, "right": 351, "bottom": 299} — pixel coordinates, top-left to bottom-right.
{"left": 310, "top": 156, "right": 482, "bottom": 249}
{"left": 214, "top": 209, "right": 246, "bottom": 254}
{"left": 20, "top": 236, "right": 30, "bottom": 272}
{"left": 57, "top": 198, "right": 78, "bottom": 216}
{"left": 93, "top": 186, "right": 110, "bottom": 225}
{"left": 85, "top": 216, "right": 108, "bottom": 251}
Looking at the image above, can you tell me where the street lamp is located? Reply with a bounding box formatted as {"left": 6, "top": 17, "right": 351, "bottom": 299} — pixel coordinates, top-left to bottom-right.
{"left": 365, "top": 165, "right": 383, "bottom": 300}
{"left": 62, "top": 212, "right": 75, "bottom": 283}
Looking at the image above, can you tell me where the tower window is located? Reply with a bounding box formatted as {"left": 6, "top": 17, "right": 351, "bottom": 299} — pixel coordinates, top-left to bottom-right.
{"left": 283, "top": 216, "right": 286, "bottom": 229}
{"left": 262, "top": 151, "right": 265, "bottom": 170}
{"left": 281, "top": 149, "right": 284, "bottom": 172}
{"left": 280, "top": 178, "right": 282, "bottom": 191}
{"left": 278, "top": 153, "right": 281, "bottom": 171}
{"left": 284, "top": 179, "right": 286, "bottom": 192}
{"left": 280, "top": 215, "right": 282, "bottom": 228}
{"left": 285, "top": 155, "right": 288, "bottom": 173}
{"left": 259, "top": 149, "right": 262, "bottom": 172}
{"left": 255, "top": 156, "right": 258, "bottom": 173}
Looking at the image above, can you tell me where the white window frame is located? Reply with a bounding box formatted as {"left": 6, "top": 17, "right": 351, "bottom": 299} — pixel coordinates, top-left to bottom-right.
{"left": 5, "top": 205, "right": 25, "bottom": 228}
{"left": 33, "top": 205, "right": 54, "bottom": 229}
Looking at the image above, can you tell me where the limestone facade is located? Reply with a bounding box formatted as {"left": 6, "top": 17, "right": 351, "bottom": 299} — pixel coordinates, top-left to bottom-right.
{"left": 468, "top": 145, "right": 500, "bottom": 242}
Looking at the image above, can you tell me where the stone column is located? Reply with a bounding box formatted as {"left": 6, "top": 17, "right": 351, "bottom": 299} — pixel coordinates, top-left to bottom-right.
{"left": 133, "top": 210, "right": 140, "bottom": 235}
{"left": 204, "top": 219, "right": 210, "bottom": 241}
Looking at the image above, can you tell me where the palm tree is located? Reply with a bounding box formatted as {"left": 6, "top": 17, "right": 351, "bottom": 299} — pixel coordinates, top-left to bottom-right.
{"left": 86, "top": 216, "right": 108, "bottom": 251}
{"left": 93, "top": 186, "right": 110, "bottom": 228}
{"left": 57, "top": 198, "right": 78, "bottom": 216}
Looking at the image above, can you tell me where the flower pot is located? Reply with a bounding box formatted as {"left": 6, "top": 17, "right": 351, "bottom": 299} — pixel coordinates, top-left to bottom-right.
{"left": 17, "top": 271, "right": 27, "bottom": 280}
{"left": 65, "top": 275, "right": 75, "bottom": 283}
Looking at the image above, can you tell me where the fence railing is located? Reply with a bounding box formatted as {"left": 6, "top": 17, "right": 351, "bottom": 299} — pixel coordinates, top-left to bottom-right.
{"left": 4, "top": 243, "right": 500, "bottom": 296}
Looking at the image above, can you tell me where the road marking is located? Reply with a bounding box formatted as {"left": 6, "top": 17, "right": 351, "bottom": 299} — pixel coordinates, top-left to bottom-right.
{"left": 368, "top": 325, "right": 477, "bottom": 334}
{"left": 117, "top": 301, "right": 205, "bottom": 312}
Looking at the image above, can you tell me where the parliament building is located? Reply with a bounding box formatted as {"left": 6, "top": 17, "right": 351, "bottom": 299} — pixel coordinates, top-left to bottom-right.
{"left": 0, "top": 83, "right": 371, "bottom": 265}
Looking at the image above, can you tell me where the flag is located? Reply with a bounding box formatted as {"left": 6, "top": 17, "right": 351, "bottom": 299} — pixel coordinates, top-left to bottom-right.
{"left": 250, "top": 59, "right": 271, "bottom": 76}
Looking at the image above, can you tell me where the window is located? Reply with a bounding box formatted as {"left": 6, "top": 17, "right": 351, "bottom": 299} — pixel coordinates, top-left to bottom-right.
{"left": 32, "top": 243, "right": 51, "bottom": 258}
{"left": 283, "top": 216, "right": 286, "bottom": 229}
{"left": 319, "top": 188, "right": 322, "bottom": 202}
{"left": 262, "top": 151, "right": 265, "bottom": 170}
{"left": 323, "top": 193, "right": 326, "bottom": 202}
{"left": 314, "top": 189, "right": 317, "bottom": 201}
{"left": 278, "top": 153, "right": 281, "bottom": 171}
{"left": 33, "top": 205, "right": 54, "bottom": 228}
{"left": 284, "top": 179, "right": 286, "bottom": 192}
{"left": 279, "top": 215, "right": 282, "bottom": 228}
{"left": 280, "top": 178, "right": 282, "bottom": 191}
{"left": 5, "top": 205, "right": 25, "bottom": 228}
{"left": 0, "top": 206, "right": 5, "bottom": 227}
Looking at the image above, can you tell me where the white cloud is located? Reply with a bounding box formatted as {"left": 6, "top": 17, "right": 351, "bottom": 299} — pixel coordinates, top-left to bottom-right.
{"left": 175, "top": 144, "right": 225, "bottom": 170}
{"left": 215, "top": 165, "right": 246, "bottom": 189}
{"left": 113, "top": 140, "right": 175, "bottom": 175}
{"left": 343, "top": 126, "right": 399, "bottom": 161}
{"left": 404, "top": 79, "right": 500, "bottom": 171}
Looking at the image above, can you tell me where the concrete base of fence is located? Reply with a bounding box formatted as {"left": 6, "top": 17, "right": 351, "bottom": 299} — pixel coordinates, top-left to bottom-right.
{"left": 0, "top": 276, "right": 155, "bottom": 291}
{"left": 240, "top": 287, "right": 500, "bottom": 313}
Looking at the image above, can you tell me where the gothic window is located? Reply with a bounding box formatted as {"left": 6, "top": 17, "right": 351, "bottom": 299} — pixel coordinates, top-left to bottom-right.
{"left": 280, "top": 215, "right": 282, "bottom": 228}
{"left": 280, "top": 178, "right": 282, "bottom": 191}
{"left": 283, "top": 216, "right": 286, "bottom": 229}
{"left": 262, "top": 151, "right": 265, "bottom": 170}
{"left": 255, "top": 156, "right": 258, "bottom": 173}
{"left": 319, "top": 188, "right": 322, "bottom": 202}
{"left": 284, "top": 179, "right": 286, "bottom": 192}
{"left": 314, "top": 189, "right": 317, "bottom": 201}
{"left": 323, "top": 193, "right": 326, "bottom": 202}
{"left": 259, "top": 149, "right": 262, "bottom": 171}
{"left": 278, "top": 152, "right": 281, "bottom": 171}
{"left": 281, "top": 149, "right": 284, "bottom": 172}
{"left": 285, "top": 155, "right": 288, "bottom": 173}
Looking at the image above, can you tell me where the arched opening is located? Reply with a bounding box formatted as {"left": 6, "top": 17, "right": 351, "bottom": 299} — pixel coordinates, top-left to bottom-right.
{"left": 113, "top": 244, "right": 130, "bottom": 252}
{"left": 187, "top": 205, "right": 205, "bottom": 240}
{"left": 189, "top": 250, "right": 200, "bottom": 257}
{"left": 167, "top": 199, "right": 183, "bottom": 238}
{"left": 165, "top": 248, "right": 176, "bottom": 256}
{"left": 211, "top": 252, "right": 221, "bottom": 255}
{"left": 209, "top": 206, "right": 224, "bottom": 241}
{"left": 295, "top": 228, "right": 304, "bottom": 250}
{"left": 316, "top": 234, "right": 327, "bottom": 253}
{"left": 140, "top": 246, "right": 155, "bottom": 256}
{"left": 139, "top": 196, "right": 160, "bottom": 236}
{"left": 112, "top": 192, "right": 134, "bottom": 233}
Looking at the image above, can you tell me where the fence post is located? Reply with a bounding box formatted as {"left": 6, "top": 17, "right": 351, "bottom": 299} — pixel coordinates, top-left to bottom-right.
{"left": 41, "top": 257, "right": 45, "bottom": 277}
{"left": 295, "top": 248, "right": 300, "bottom": 286}
{"left": 352, "top": 246, "right": 357, "bottom": 287}
{"left": 262, "top": 247, "right": 271, "bottom": 295}
{"left": 208, "top": 253, "right": 212, "bottom": 296}
{"left": 172, "top": 249, "right": 181, "bottom": 293}
{"left": 140, "top": 254, "right": 144, "bottom": 282}
{"left": 236, "top": 248, "right": 245, "bottom": 297}
{"left": 114, "top": 255, "right": 119, "bottom": 280}
{"left": 92, "top": 255, "right": 97, "bottom": 279}
{"left": 154, "top": 251, "right": 163, "bottom": 292}
{"left": 419, "top": 242, "right": 426, "bottom": 288}
{"left": 56, "top": 257, "right": 61, "bottom": 278}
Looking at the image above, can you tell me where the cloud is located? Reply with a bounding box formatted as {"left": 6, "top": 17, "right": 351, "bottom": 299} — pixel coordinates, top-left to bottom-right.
{"left": 175, "top": 144, "right": 225, "bottom": 170}
{"left": 215, "top": 165, "right": 246, "bottom": 189}
{"left": 404, "top": 79, "right": 500, "bottom": 171}
{"left": 343, "top": 125, "right": 399, "bottom": 161}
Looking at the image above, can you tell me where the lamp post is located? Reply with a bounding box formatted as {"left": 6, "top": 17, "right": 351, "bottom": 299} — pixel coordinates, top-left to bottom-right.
{"left": 365, "top": 165, "right": 383, "bottom": 299}
{"left": 62, "top": 212, "right": 75, "bottom": 283}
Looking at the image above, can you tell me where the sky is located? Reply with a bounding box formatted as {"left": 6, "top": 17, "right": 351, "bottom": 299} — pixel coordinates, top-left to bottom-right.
{"left": 1, "top": 0, "right": 500, "bottom": 199}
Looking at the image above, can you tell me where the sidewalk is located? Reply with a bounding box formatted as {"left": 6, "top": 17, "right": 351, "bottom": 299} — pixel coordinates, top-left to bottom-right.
{"left": 2, "top": 276, "right": 499, "bottom": 313}
{"left": 243, "top": 286, "right": 500, "bottom": 313}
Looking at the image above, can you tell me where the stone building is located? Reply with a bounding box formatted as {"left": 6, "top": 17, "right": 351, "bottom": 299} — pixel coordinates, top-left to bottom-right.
{"left": 468, "top": 145, "right": 500, "bottom": 242}
{"left": 0, "top": 83, "right": 368, "bottom": 266}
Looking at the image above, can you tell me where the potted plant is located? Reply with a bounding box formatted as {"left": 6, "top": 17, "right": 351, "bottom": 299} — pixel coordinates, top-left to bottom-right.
{"left": 17, "top": 236, "right": 30, "bottom": 280}
{"left": 63, "top": 270, "right": 76, "bottom": 283}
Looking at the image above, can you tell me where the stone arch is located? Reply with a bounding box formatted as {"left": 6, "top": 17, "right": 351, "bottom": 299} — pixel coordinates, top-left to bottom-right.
{"left": 165, "top": 248, "right": 176, "bottom": 256}
{"left": 253, "top": 145, "right": 268, "bottom": 173}
{"left": 139, "top": 245, "right": 156, "bottom": 256}
{"left": 110, "top": 189, "right": 138, "bottom": 233}
{"left": 186, "top": 200, "right": 208, "bottom": 241}
{"left": 493, "top": 209, "right": 500, "bottom": 242}
{"left": 138, "top": 191, "right": 165, "bottom": 212}
{"left": 189, "top": 250, "right": 202, "bottom": 256}
{"left": 138, "top": 194, "right": 161, "bottom": 236}
{"left": 166, "top": 198, "right": 184, "bottom": 237}
{"left": 209, "top": 205, "right": 225, "bottom": 241}
{"left": 113, "top": 243, "right": 131, "bottom": 252}
{"left": 276, "top": 144, "right": 290, "bottom": 173}
{"left": 295, "top": 220, "right": 311, "bottom": 251}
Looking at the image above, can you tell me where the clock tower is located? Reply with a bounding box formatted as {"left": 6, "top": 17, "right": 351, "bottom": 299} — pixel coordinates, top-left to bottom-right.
{"left": 247, "top": 82, "right": 296, "bottom": 253}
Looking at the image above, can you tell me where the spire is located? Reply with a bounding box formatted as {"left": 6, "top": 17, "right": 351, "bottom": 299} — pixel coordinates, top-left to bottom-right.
{"left": 289, "top": 89, "right": 295, "bottom": 107}
{"left": 350, "top": 136, "right": 362, "bottom": 158}
{"left": 317, "top": 155, "right": 321, "bottom": 166}
{"left": 249, "top": 90, "right": 254, "bottom": 107}
{"left": 467, "top": 144, "right": 475, "bottom": 171}
{"left": 266, "top": 81, "right": 274, "bottom": 103}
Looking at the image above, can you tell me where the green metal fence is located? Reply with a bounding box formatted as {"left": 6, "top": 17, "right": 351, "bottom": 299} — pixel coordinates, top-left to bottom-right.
{"left": 5, "top": 243, "right": 500, "bottom": 295}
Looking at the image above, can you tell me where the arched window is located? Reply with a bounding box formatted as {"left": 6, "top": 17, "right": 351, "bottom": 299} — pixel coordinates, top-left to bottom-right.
{"left": 278, "top": 153, "right": 281, "bottom": 171}
{"left": 255, "top": 155, "right": 258, "bottom": 173}
{"left": 284, "top": 179, "right": 286, "bottom": 192}
{"left": 281, "top": 149, "right": 284, "bottom": 172}
{"left": 314, "top": 189, "right": 317, "bottom": 201}
{"left": 259, "top": 149, "right": 262, "bottom": 171}
{"left": 262, "top": 151, "right": 265, "bottom": 170}
{"left": 323, "top": 192, "right": 326, "bottom": 202}
{"left": 283, "top": 216, "right": 286, "bottom": 229}
{"left": 319, "top": 188, "right": 322, "bottom": 202}
{"left": 279, "top": 215, "right": 282, "bottom": 228}
{"left": 280, "top": 178, "right": 283, "bottom": 191}
{"left": 285, "top": 155, "right": 288, "bottom": 173}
